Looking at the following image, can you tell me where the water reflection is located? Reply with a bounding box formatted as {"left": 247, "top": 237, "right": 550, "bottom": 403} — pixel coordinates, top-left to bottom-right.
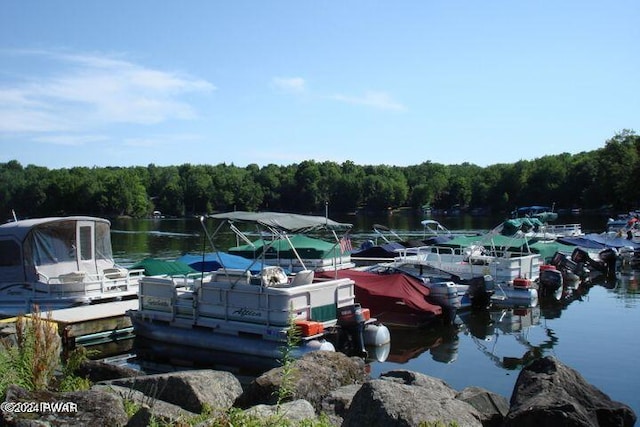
{"left": 385, "top": 324, "right": 460, "bottom": 364}
{"left": 459, "top": 306, "right": 555, "bottom": 371}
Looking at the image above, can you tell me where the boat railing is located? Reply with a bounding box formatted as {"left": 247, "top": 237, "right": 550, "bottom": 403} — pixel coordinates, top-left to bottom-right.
{"left": 394, "top": 244, "right": 541, "bottom": 282}
{"left": 542, "top": 223, "right": 583, "bottom": 236}
{"left": 36, "top": 267, "right": 145, "bottom": 297}
{"left": 138, "top": 273, "right": 355, "bottom": 329}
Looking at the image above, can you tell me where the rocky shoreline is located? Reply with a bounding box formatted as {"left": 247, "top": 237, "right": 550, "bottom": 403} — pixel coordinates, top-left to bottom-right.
{"left": 1, "top": 352, "right": 636, "bottom": 426}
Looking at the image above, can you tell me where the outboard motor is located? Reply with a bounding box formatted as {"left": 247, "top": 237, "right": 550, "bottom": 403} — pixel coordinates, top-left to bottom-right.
{"left": 551, "top": 251, "right": 587, "bottom": 279}
{"left": 571, "top": 247, "right": 618, "bottom": 278}
{"left": 597, "top": 247, "right": 619, "bottom": 277}
{"left": 467, "top": 275, "right": 494, "bottom": 309}
{"left": 337, "top": 304, "right": 368, "bottom": 358}
{"left": 539, "top": 264, "right": 563, "bottom": 298}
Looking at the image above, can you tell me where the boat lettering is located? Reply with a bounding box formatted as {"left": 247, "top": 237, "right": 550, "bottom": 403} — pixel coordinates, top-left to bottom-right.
{"left": 146, "top": 297, "right": 170, "bottom": 308}
{"left": 232, "top": 307, "right": 262, "bottom": 317}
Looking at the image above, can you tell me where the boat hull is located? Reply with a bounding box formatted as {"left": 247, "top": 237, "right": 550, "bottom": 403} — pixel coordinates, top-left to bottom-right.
{"left": 129, "top": 312, "right": 335, "bottom": 360}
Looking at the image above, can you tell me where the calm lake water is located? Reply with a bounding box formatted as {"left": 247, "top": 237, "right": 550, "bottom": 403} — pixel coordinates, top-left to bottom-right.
{"left": 109, "top": 213, "right": 640, "bottom": 416}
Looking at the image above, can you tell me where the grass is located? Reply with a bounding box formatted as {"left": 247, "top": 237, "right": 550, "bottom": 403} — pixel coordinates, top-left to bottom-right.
{"left": 0, "top": 305, "right": 91, "bottom": 397}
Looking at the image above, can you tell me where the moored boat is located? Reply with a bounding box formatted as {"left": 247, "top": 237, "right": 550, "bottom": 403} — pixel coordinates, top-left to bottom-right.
{"left": 317, "top": 268, "right": 445, "bottom": 327}
{"left": 394, "top": 241, "right": 543, "bottom": 284}
{"left": 360, "top": 261, "right": 494, "bottom": 313}
{"left": 0, "top": 216, "right": 144, "bottom": 317}
{"left": 127, "top": 212, "right": 391, "bottom": 365}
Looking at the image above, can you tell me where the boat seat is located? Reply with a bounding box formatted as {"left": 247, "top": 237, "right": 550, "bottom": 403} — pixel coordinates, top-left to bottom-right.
{"left": 103, "top": 267, "right": 128, "bottom": 279}
{"left": 58, "top": 271, "right": 86, "bottom": 283}
{"left": 290, "top": 269, "right": 315, "bottom": 286}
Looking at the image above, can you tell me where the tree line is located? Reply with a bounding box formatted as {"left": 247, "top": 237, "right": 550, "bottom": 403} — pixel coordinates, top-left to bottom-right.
{"left": 2, "top": 130, "right": 638, "bottom": 221}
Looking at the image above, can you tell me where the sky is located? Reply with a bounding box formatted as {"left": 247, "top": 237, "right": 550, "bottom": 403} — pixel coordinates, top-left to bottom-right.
{"left": 1, "top": 1, "right": 638, "bottom": 169}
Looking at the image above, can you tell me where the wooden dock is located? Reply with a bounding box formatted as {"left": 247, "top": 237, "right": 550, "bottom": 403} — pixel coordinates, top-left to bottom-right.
{"left": 48, "top": 299, "right": 138, "bottom": 348}
{"left": 1, "top": 300, "right": 139, "bottom": 355}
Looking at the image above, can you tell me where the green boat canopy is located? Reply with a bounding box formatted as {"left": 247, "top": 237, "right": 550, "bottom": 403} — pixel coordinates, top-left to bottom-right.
{"left": 229, "top": 234, "right": 343, "bottom": 260}
{"left": 208, "top": 211, "right": 352, "bottom": 233}
{"left": 501, "top": 218, "right": 545, "bottom": 235}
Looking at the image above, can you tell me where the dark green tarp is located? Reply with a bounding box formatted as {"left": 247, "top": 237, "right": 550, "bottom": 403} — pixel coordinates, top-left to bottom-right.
{"left": 130, "top": 258, "right": 197, "bottom": 276}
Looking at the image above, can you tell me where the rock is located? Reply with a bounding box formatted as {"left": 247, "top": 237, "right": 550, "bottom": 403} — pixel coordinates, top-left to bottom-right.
{"left": 105, "top": 369, "right": 242, "bottom": 414}
{"left": 505, "top": 356, "right": 637, "bottom": 427}
{"left": 342, "top": 375, "right": 483, "bottom": 427}
{"left": 93, "top": 384, "right": 196, "bottom": 423}
{"left": 238, "top": 351, "right": 367, "bottom": 411}
{"left": 244, "top": 399, "right": 317, "bottom": 423}
{"left": 380, "top": 369, "right": 457, "bottom": 398}
{"left": 320, "top": 384, "right": 362, "bottom": 426}
{"left": 125, "top": 404, "right": 153, "bottom": 427}
{"left": 456, "top": 386, "right": 509, "bottom": 427}
{"left": 2, "top": 384, "right": 128, "bottom": 427}
{"left": 77, "top": 359, "right": 141, "bottom": 383}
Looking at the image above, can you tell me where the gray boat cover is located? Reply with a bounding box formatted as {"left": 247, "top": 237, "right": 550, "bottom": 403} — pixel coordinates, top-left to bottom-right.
{"left": 208, "top": 211, "right": 352, "bottom": 233}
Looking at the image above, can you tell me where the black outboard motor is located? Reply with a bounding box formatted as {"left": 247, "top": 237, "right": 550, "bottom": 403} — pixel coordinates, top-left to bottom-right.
{"left": 597, "top": 247, "right": 619, "bottom": 277}
{"left": 337, "top": 304, "right": 368, "bottom": 358}
{"left": 571, "top": 247, "right": 618, "bottom": 278}
{"left": 551, "top": 251, "right": 587, "bottom": 279}
{"left": 466, "top": 274, "right": 494, "bottom": 309}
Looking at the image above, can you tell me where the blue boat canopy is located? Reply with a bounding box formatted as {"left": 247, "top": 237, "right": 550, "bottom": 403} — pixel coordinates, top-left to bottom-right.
{"left": 176, "top": 252, "right": 270, "bottom": 274}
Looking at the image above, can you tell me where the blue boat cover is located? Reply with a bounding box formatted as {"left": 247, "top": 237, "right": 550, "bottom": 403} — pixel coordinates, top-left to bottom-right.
{"left": 558, "top": 233, "right": 640, "bottom": 249}
{"left": 176, "top": 252, "right": 269, "bottom": 274}
{"left": 351, "top": 242, "right": 405, "bottom": 258}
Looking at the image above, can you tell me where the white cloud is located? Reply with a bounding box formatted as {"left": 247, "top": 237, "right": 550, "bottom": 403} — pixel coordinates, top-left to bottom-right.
{"left": 32, "top": 134, "right": 109, "bottom": 146}
{"left": 272, "top": 75, "right": 406, "bottom": 112}
{"left": 123, "top": 133, "right": 202, "bottom": 148}
{"left": 329, "top": 90, "right": 407, "bottom": 111}
{"left": 0, "top": 50, "right": 216, "bottom": 134}
{"left": 272, "top": 77, "right": 306, "bottom": 93}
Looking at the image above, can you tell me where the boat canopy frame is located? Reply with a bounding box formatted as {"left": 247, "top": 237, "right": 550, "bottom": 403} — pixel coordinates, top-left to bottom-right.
{"left": 201, "top": 211, "right": 354, "bottom": 287}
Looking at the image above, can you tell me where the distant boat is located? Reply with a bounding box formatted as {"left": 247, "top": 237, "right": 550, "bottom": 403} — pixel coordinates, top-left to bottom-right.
{"left": 513, "top": 205, "right": 559, "bottom": 223}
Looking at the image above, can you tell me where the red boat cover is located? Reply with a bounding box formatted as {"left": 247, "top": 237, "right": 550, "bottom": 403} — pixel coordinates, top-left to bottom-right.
{"left": 318, "top": 269, "right": 442, "bottom": 317}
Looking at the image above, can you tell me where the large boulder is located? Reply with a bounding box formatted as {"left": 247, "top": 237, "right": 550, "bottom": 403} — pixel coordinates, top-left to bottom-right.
{"left": 1, "top": 384, "right": 128, "bottom": 427}
{"left": 456, "top": 386, "right": 510, "bottom": 427}
{"left": 342, "top": 370, "right": 483, "bottom": 427}
{"left": 104, "top": 369, "right": 242, "bottom": 414}
{"left": 238, "top": 351, "right": 367, "bottom": 411}
{"left": 505, "top": 356, "right": 637, "bottom": 427}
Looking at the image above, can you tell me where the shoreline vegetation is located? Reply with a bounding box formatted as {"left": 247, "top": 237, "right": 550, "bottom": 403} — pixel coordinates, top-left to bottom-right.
{"left": 2, "top": 130, "right": 638, "bottom": 222}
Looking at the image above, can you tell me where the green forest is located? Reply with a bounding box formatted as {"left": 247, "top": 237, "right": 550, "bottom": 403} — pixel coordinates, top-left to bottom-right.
{"left": 2, "top": 130, "right": 638, "bottom": 222}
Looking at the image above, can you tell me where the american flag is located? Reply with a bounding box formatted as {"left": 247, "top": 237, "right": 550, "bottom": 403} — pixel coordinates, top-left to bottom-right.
{"left": 339, "top": 236, "right": 352, "bottom": 254}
